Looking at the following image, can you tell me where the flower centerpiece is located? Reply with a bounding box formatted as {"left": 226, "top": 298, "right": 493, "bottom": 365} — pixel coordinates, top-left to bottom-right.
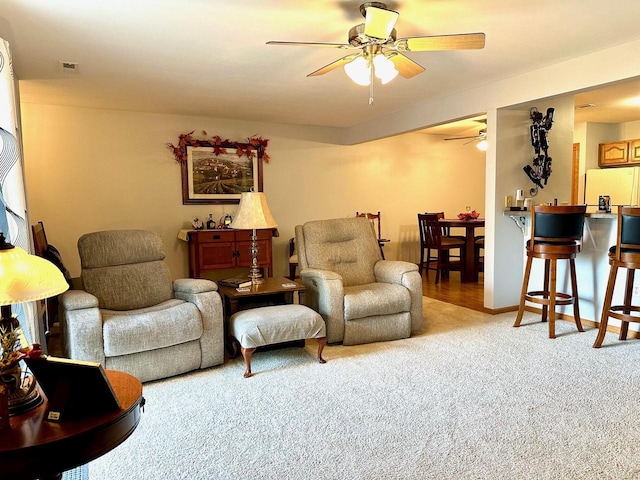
{"left": 457, "top": 210, "right": 480, "bottom": 220}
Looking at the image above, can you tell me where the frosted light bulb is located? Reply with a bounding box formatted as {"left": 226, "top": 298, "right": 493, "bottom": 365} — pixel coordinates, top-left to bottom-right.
{"left": 373, "top": 54, "right": 398, "bottom": 84}
{"left": 344, "top": 57, "right": 371, "bottom": 86}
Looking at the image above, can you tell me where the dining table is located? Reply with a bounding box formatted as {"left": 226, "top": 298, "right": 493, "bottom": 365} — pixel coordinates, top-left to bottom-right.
{"left": 439, "top": 217, "right": 485, "bottom": 282}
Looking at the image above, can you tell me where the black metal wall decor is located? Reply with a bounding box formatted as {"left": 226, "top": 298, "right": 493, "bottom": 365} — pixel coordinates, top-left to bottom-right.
{"left": 523, "top": 107, "right": 554, "bottom": 195}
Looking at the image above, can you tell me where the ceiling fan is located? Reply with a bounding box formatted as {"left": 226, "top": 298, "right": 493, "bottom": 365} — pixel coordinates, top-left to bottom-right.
{"left": 444, "top": 128, "right": 487, "bottom": 145}
{"left": 266, "top": 2, "right": 485, "bottom": 105}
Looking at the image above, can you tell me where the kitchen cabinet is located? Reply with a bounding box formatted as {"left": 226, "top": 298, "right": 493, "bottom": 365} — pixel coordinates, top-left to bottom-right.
{"left": 629, "top": 139, "right": 640, "bottom": 162}
{"left": 187, "top": 228, "right": 274, "bottom": 278}
{"left": 598, "top": 139, "right": 640, "bottom": 167}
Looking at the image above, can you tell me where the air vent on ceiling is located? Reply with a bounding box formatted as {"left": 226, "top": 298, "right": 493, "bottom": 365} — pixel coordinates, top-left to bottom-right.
{"left": 576, "top": 103, "right": 596, "bottom": 109}
{"left": 58, "top": 61, "right": 79, "bottom": 75}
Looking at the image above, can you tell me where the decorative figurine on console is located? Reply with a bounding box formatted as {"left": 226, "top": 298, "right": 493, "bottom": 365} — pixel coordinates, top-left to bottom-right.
{"left": 523, "top": 106, "right": 554, "bottom": 196}
{"left": 219, "top": 214, "right": 233, "bottom": 228}
{"left": 192, "top": 217, "right": 204, "bottom": 230}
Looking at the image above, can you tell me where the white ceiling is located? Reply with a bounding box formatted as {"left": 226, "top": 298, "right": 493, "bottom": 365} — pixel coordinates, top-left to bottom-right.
{"left": 1, "top": 0, "right": 640, "bottom": 132}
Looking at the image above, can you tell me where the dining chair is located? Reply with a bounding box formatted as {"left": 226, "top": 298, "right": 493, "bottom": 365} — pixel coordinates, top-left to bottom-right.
{"left": 425, "top": 211, "right": 448, "bottom": 236}
{"left": 474, "top": 236, "right": 484, "bottom": 278}
{"left": 593, "top": 207, "right": 640, "bottom": 348}
{"left": 513, "top": 205, "right": 586, "bottom": 338}
{"left": 417, "top": 213, "right": 466, "bottom": 284}
{"left": 31, "top": 221, "right": 74, "bottom": 337}
{"left": 424, "top": 212, "right": 465, "bottom": 277}
{"left": 425, "top": 211, "right": 467, "bottom": 239}
{"left": 288, "top": 237, "right": 298, "bottom": 280}
{"left": 356, "top": 211, "right": 389, "bottom": 259}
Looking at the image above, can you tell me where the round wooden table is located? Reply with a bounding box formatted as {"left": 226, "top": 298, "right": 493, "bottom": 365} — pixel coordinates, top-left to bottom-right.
{"left": 0, "top": 370, "right": 143, "bottom": 480}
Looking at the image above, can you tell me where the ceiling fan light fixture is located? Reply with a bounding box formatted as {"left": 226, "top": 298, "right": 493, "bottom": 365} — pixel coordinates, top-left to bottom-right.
{"left": 476, "top": 139, "right": 488, "bottom": 151}
{"left": 373, "top": 54, "right": 398, "bottom": 84}
{"left": 363, "top": 5, "right": 399, "bottom": 40}
{"left": 344, "top": 56, "right": 371, "bottom": 86}
{"left": 268, "top": 2, "right": 485, "bottom": 103}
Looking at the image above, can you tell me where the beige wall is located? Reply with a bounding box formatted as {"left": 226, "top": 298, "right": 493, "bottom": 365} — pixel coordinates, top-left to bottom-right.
{"left": 491, "top": 95, "right": 576, "bottom": 307}
{"left": 20, "top": 103, "right": 485, "bottom": 281}
{"left": 20, "top": 37, "right": 640, "bottom": 310}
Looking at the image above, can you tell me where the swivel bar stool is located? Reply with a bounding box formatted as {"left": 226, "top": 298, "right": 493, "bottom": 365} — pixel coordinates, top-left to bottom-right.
{"left": 593, "top": 207, "right": 640, "bottom": 348}
{"left": 514, "top": 205, "right": 587, "bottom": 338}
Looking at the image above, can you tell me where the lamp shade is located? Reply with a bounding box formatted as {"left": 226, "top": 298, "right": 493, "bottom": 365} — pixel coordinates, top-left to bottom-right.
{"left": 230, "top": 192, "right": 278, "bottom": 230}
{"left": 0, "top": 241, "right": 69, "bottom": 305}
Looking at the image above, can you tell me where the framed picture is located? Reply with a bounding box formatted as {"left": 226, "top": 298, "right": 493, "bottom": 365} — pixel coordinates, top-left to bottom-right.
{"left": 181, "top": 142, "right": 263, "bottom": 204}
{"left": 24, "top": 356, "right": 121, "bottom": 421}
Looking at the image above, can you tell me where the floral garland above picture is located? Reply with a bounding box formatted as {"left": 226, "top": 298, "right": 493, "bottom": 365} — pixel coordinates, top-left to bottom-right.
{"left": 167, "top": 131, "right": 270, "bottom": 164}
{"left": 167, "top": 131, "right": 270, "bottom": 205}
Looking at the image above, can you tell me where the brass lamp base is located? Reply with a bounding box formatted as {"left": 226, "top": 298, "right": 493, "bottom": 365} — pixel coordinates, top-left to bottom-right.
{"left": 248, "top": 230, "right": 264, "bottom": 285}
{"left": 248, "top": 266, "right": 264, "bottom": 285}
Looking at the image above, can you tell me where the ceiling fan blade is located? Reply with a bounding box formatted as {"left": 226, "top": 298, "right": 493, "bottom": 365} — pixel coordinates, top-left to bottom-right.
{"left": 396, "top": 33, "right": 486, "bottom": 52}
{"left": 386, "top": 52, "right": 425, "bottom": 79}
{"left": 463, "top": 137, "right": 483, "bottom": 145}
{"left": 364, "top": 6, "right": 399, "bottom": 39}
{"left": 445, "top": 127, "right": 487, "bottom": 141}
{"left": 444, "top": 135, "right": 480, "bottom": 141}
{"left": 266, "top": 41, "right": 352, "bottom": 49}
{"left": 307, "top": 54, "right": 360, "bottom": 77}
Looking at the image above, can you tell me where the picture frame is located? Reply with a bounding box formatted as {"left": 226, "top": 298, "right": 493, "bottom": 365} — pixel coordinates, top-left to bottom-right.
{"left": 180, "top": 141, "right": 263, "bottom": 205}
{"left": 24, "top": 355, "right": 121, "bottom": 421}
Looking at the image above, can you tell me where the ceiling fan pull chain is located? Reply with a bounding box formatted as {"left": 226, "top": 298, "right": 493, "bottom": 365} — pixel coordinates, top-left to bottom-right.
{"left": 369, "top": 64, "right": 375, "bottom": 106}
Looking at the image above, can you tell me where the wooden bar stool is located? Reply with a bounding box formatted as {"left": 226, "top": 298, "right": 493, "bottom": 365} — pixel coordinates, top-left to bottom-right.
{"left": 513, "top": 205, "right": 586, "bottom": 338}
{"left": 594, "top": 207, "right": 640, "bottom": 348}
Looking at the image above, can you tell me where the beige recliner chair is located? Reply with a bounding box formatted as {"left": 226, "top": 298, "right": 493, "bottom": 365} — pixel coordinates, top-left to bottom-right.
{"left": 295, "top": 217, "right": 422, "bottom": 345}
{"left": 59, "top": 229, "right": 224, "bottom": 382}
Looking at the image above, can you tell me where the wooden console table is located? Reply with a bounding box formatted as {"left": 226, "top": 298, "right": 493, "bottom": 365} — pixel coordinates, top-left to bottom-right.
{"left": 186, "top": 228, "right": 275, "bottom": 278}
{"left": 0, "top": 370, "right": 143, "bottom": 480}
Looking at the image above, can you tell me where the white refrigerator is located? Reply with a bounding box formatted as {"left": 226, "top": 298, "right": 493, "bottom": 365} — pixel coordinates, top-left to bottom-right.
{"left": 584, "top": 167, "right": 640, "bottom": 213}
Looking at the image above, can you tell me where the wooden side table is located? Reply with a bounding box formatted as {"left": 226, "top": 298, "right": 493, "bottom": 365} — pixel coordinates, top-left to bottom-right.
{"left": 0, "top": 370, "right": 143, "bottom": 480}
{"left": 217, "top": 277, "right": 306, "bottom": 357}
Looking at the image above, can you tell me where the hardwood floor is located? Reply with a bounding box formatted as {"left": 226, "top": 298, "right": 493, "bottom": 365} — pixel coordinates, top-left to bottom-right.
{"left": 421, "top": 271, "right": 491, "bottom": 313}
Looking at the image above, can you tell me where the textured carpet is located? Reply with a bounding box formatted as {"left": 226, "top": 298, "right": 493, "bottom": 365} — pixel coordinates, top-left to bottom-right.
{"left": 62, "top": 464, "right": 88, "bottom": 480}
{"left": 89, "top": 298, "right": 640, "bottom": 479}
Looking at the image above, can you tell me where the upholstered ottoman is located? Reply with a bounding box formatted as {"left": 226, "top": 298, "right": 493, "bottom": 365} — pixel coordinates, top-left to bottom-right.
{"left": 229, "top": 304, "right": 327, "bottom": 378}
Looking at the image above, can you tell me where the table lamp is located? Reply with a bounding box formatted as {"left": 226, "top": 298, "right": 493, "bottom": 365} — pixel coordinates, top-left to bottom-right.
{"left": 0, "top": 232, "right": 69, "bottom": 415}
{"left": 230, "top": 191, "right": 278, "bottom": 285}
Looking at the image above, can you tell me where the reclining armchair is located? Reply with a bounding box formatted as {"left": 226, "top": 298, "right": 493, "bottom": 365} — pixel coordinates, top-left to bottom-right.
{"left": 295, "top": 217, "right": 422, "bottom": 345}
{"left": 59, "top": 230, "right": 224, "bottom": 382}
